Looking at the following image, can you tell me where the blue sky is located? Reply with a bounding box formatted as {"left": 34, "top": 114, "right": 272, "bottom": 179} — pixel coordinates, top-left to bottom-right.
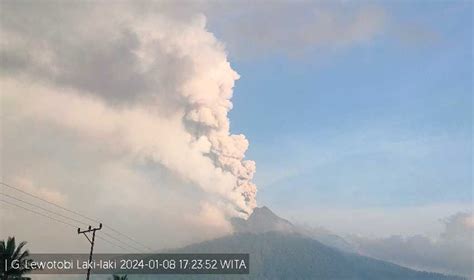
{"left": 224, "top": 1, "right": 472, "bottom": 223}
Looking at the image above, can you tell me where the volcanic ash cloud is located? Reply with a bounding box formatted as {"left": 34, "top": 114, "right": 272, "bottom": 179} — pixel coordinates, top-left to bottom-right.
{"left": 0, "top": 2, "right": 257, "bottom": 222}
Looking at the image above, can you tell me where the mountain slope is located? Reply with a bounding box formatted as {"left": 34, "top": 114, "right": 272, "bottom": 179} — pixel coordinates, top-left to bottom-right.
{"left": 170, "top": 231, "right": 464, "bottom": 280}
{"left": 231, "top": 206, "right": 295, "bottom": 234}
{"left": 232, "top": 206, "right": 355, "bottom": 252}
{"left": 157, "top": 207, "right": 465, "bottom": 280}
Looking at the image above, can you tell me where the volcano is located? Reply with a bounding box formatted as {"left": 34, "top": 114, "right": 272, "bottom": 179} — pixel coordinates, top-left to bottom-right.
{"left": 231, "top": 206, "right": 295, "bottom": 234}
{"left": 232, "top": 206, "right": 355, "bottom": 253}
{"left": 168, "top": 207, "right": 466, "bottom": 280}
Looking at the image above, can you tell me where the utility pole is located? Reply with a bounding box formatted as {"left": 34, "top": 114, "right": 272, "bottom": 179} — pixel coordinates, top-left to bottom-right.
{"left": 78, "top": 223, "right": 102, "bottom": 280}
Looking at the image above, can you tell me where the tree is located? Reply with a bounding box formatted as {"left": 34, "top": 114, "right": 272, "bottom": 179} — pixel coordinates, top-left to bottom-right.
{"left": 112, "top": 275, "right": 128, "bottom": 280}
{"left": 0, "top": 236, "right": 32, "bottom": 279}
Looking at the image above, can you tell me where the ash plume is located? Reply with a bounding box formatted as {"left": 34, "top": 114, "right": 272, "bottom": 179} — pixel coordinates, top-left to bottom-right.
{"left": 0, "top": 0, "right": 257, "bottom": 238}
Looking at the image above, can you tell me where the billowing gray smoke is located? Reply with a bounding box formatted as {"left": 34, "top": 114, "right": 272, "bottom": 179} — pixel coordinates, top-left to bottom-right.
{"left": 0, "top": 0, "right": 256, "bottom": 226}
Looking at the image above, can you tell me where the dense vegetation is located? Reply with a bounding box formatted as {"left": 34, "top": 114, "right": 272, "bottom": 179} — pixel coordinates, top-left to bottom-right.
{"left": 0, "top": 237, "right": 31, "bottom": 280}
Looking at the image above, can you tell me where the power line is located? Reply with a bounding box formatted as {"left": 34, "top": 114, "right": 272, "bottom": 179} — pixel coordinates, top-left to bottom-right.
{"left": 103, "top": 225, "right": 154, "bottom": 252}
{"left": 101, "top": 232, "right": 144, "bottom": 253}
{"left": 1, "top": 181, "right": 153, "bottom": 252}
{"left": 0, "top": 182, "right": 100, "bottom": 223}
{"left": 0, "top": 199, "right": 77, "bottom": 229}
{"left": 0, "top": 192, "right": 145, "bottom": 253}
{"left": 0, "top": 198, "right": 131, "bottom": 252}
{"left": 0, "top": 192, "right": 89, "bottom": 226}
{"left": 96, "top": 236, "right": 129, "bottom": 252}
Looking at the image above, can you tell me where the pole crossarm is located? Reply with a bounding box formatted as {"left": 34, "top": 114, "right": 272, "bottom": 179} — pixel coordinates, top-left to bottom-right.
{"left": 78, "top": 224, "right": 102, "bottom": 234}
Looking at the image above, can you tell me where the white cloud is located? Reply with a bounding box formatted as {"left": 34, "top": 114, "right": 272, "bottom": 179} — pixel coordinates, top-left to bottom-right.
{"left": 205, "top": 2, "right": 387, "bottom": 58}
{"left": 9, "top": 177, "right": 67, "bottom": 205}
{"left": 349, "top": 212, "right": 474, "bottom": 277}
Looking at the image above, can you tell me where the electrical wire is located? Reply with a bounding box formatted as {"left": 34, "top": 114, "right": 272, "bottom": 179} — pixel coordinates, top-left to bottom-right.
{"left": 1, "top": 181, "right": 153, "bottom": 252}
{"left": 0, "top": 198, "right": 77, "bottom": 229}
{"left": 0, "top": 198, "right": 135, "bottom": 252}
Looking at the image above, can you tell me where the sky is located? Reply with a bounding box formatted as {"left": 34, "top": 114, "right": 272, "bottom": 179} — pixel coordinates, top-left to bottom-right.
{"left": 0, "top": 0, "right": 472, "bottom": 277}
{"left": 221, "top": 1, "right": 472, "bottom": 237}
